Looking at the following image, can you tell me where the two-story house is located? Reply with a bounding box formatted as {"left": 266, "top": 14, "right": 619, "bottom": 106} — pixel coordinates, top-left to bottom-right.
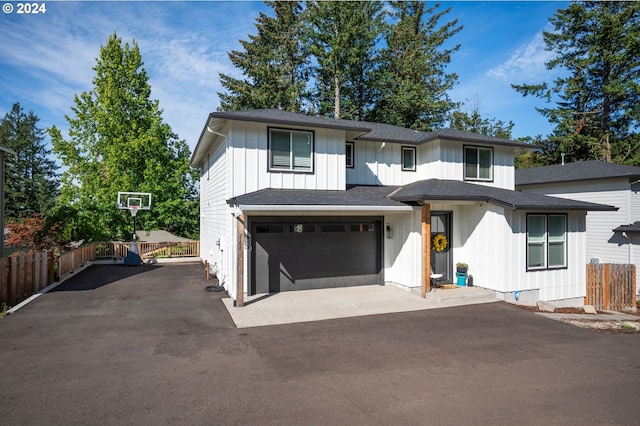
{"left": 190, "top": 109, "right": 615, "bottom": 307}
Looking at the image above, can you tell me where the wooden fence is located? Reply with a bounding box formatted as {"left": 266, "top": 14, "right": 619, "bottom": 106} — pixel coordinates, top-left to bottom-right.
{"left": 585, "top": 263, "right": 636, "bottom": 311}
{"left": 0, "top": 252, "right": 55, "bottom": 308}
{"left": 0, "top": 241, "right": 200, "bottom": 308}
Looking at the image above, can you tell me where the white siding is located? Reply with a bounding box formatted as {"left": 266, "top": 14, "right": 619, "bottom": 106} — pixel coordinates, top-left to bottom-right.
{"left": 346, "top": 139, "right": 516, "bottom": 189}
{"left": 229, "top": 121, "right": 346, "bottom": 196}
{"left": 385, "top": 202, "right": 587, "bottom": 304}
{"left": 199, "top": 136, "right": 231, "bottom": 289}
{"left": 384, "top": 210, "right": 422, "bottom": 287}
{"left": 521, "top": 179, "right": 632, "bottom": 264}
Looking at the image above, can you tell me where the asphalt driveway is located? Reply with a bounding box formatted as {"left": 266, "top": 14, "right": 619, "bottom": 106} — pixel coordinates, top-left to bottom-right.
{"left": 1, "top": 263, "right": 639, "bottom": 425}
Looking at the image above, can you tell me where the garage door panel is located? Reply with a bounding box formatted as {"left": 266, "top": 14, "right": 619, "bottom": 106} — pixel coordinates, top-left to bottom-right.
{"left": 251, "top": 218, "right": 382, "bottom": 294}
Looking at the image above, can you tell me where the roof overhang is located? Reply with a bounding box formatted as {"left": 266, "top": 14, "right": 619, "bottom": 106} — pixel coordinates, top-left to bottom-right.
{"left": 234, "top": 204, "right": 416, "bottom": 215}
{"left": 388, "top": 179, "right": 618, "bottom": 212}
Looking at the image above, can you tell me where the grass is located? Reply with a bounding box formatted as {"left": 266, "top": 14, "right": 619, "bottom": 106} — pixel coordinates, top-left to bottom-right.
{"left": 0, "top": 303, "right": 9, "bottom": 318}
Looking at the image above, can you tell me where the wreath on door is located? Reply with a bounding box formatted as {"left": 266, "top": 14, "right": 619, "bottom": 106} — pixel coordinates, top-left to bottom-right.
{"left": 432, "top": 233, "right": 448, "bottom": 252}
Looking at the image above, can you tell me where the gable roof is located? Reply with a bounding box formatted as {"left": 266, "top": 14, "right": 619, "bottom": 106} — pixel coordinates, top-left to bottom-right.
{"left": 516, "top": 160, "right": 640, "bottom": 186}
{"left": 388, "top": 179, "right": 617, "bottom": 211}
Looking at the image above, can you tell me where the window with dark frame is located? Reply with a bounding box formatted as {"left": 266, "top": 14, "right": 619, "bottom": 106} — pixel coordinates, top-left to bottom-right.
{"left": 527, "top": 214, "right": 567, "bottom": 270}
{"left": 402, "top": 146, "right": 416, "bottom": 171}
{"left": 464, "top": 146, "right": 493, "bottom": 181}
{"left": 346, "top": 141, "right": 354, "bottom": 168}
{"left": 269, "top": 127, "right": 314, "bottom": 172}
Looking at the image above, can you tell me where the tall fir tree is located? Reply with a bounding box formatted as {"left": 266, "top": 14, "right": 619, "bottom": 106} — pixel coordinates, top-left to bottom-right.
{"left": 0, "top": 102, "right": 58, "bottom": 221}
{"left": 369, "top": 1, "right": 462, "bottom": 130}
{"left": 449, "top": 97, "right": 514, "bottom": 140}
{"left": 512, "top": 1, "right": 640, "bottom": 165}
{"left": 218, "top": 1, "right": 309, "bottom": 112}
{"left": 306, "top": 0, "right": 385, "bottom": 120}
{"left": 49, "top": 33, "right": 198, "bottom": 242}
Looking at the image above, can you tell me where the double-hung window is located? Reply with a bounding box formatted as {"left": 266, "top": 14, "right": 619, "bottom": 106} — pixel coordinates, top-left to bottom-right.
{"left": 464, "top": 146, "right": 493, "bottom": 181}
{"left": 527, "top": 214, "right": 567, "bottom": 270}
{"left": 269, "top": 128, "right": 314, "bottom": 172}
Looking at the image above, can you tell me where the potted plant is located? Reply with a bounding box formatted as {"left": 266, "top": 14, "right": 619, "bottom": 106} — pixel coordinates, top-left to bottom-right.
{"left": 456, "top": 262, "right": 468, "bottom": 273}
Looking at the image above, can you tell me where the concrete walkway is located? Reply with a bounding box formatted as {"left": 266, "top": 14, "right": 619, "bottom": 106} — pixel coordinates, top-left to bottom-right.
{"left": 223, "top": 284, "right": 498, "bottom": 328}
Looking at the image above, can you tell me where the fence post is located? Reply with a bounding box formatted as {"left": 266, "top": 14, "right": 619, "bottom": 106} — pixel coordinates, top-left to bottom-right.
{"left": 604, "top": 263, "right": 610, "bottom": 310}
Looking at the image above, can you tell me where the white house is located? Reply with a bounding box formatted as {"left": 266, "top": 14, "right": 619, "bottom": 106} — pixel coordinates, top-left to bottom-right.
{"left": 190, "top": 109, "right": 615, "bottom": 307}
{"left": 516, "top": 160, "right": 640, "bottom": 295}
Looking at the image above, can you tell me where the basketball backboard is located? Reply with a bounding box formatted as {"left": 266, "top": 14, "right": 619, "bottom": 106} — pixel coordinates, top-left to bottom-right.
{"left": 117, "top": 192, "right": 152, "bottom": 211}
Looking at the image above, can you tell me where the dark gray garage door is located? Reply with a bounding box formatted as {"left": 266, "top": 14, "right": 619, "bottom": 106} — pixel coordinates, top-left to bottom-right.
{"left": 250, "top": 217, "right": 382, "bottom": 294}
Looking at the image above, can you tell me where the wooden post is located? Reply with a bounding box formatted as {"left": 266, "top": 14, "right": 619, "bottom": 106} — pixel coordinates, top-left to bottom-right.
{"left": 604, "top": 263, "right": 610, "bottom": 310}
{"left": 421, "top": 203, "right": 431, "bottom": 298}
{"left": 236, "top": 214, "right": 245, "bottom": 307}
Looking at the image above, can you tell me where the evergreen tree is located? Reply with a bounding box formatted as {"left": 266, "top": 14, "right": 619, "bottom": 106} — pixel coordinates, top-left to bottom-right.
{"left": 0, "top": 102, "right": 58, "bottom": 221}
{"left": 306, "top": 0, "right": 385, "bottom": 120}
{"left": 512, "top": 1, "right": 640, "bottom": 165}
{"left": 369, "top": 1, "right": 462, "bottom": 130}
{"left": 218, "top": 1, "right": 309, "bottom": 112}
{"left": 449, "top": 98, "right": 514, "bottom": 139}
{"left": 50, "top": 33, "right": 199, "bottom": 242}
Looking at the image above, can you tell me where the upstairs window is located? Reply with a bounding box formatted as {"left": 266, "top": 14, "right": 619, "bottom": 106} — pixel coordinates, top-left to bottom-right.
{"left": 464, "top": 146, "right": 493, "bottom": 181}
{"left": 346, "top": 141, "right": 354, "bottom": 168}
{"left": 269, "top": 128, "right": 314, "bottom": 172}
{"left": 527, "top": 214, "right": 567, "bottom": 270}
{"left": 402, "top": 146, "right": 416, "bottom": 171}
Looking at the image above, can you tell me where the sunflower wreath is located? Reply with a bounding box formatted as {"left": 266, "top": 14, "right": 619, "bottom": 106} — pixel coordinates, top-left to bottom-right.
{"left": 432, "top": 233, "right": 448, "bottom": 252}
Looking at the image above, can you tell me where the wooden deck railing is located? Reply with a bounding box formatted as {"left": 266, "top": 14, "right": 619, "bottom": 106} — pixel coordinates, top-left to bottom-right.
{"left": 1, "top": 241, "right": 200, "bottom": 308}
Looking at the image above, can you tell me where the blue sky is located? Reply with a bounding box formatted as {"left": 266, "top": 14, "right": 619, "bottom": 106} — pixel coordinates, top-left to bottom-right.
{"left": 0, "top": 1, "right": 568, "bottom": 154}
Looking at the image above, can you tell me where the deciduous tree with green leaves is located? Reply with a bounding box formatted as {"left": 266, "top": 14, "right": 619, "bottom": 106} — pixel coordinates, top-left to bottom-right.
{"left": 370, "top": 1, "right": 462, "bottom": 130}
{"left": 49, "top": 32, "right": 198, "bottom": 242}
{"left": 512, "top": 1, "right": 640, "bottom": 165}
{"left": 219, "top": 1, "right": 309, "bottom": 112}
{"left": 0, "top": 102, "right": 58, "bottom": 221}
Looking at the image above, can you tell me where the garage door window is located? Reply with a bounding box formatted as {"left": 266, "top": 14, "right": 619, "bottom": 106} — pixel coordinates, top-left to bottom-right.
{"left": 269, "top": 128, "right": 314, "bottom": 172}
{"left": 255, "top": 224, "right": 284, "bottom": 233}
{"left": 290, "top": 224, "right": 315, "bottom": 233}
{"left": 321, "top": 224, "right": 346, "bottom": 232}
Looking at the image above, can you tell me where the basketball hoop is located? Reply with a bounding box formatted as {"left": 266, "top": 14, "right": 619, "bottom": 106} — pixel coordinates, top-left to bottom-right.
{"left": 129, "top": 206, "right": 139, "bottom": 217}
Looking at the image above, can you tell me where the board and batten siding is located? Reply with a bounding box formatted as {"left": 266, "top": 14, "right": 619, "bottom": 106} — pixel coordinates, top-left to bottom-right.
{"left": 346, "top": 139, "right": 516, "bottom": 189}
{"left": 228, "top": 121, "right": 346, "bottom": 196}
{"left": 199, "top": 135, "right": 231, "bottom": 289}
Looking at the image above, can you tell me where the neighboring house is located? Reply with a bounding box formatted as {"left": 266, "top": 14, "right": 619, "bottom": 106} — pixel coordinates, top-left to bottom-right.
{"left": 190, "top": 109, "right": 615, "bottom": 307}
{"left": 516, "top": 160, "right": 640, "bottom": 295}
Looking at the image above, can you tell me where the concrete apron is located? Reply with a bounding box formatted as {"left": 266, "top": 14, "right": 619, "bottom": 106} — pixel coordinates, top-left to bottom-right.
{"left": 222, "top": 284, "right": 499, "bottom": 328}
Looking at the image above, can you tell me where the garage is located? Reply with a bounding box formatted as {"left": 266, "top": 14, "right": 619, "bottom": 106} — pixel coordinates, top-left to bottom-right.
{"left": 250, "top": 217, "right": 383, "bottom": 294}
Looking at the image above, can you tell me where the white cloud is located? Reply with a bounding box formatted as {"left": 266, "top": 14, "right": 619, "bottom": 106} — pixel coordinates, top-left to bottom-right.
{"left": 0, "top": 2, "right": 263, "bottom": 151}
{"left": 486, "top": 30, "right": 554, "bottom": 83}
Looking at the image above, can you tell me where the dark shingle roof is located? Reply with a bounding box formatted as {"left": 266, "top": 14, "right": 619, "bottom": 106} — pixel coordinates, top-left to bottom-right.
{"left": 613, "top": 222, "right": 640, "bottom": 233}
{"left": 516, "top": 160, "right": 640, "bottom": 186}
{"left": 388, "top": 179, "right": 617, "bottom": 211}
{"left": 209, "top": 109, "right": 531, "bottom": 148}
{"left": 229, "top": 185, "right": 405, "bottom": 207}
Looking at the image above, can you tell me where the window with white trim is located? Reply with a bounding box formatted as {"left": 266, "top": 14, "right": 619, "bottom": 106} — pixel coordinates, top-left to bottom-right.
{"left": 269, "top": 128, "right": 314, "bottom": 172}
{"left": 346, "top": 141, "right": 354, "bottom": 168}
{"left": 464, "top": 146, "right": 493, "bottom": 181}
{"left": 527, "top": 214, "right": 567, "bottom": 270}
{"left": 402, "top": 146, "right": 416, "bottom": 171}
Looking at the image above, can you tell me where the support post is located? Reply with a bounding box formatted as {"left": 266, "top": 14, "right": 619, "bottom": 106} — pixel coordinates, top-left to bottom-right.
{"left": 236, "top": 214, "right": 245, "bottom": 307}
{"left": 421, "top": 203, "right": 431, "bottom": 298}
